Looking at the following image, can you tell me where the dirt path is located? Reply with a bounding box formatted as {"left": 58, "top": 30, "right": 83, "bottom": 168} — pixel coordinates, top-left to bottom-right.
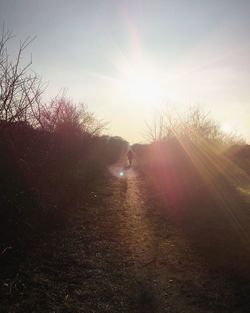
{"left": 1, "top": 169, "right": 250, "bottom": 312}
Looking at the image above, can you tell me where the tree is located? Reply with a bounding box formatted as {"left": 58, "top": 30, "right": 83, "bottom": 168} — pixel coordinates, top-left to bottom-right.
{"left": 0, "top": 27, "right": 44, "bottom": 124}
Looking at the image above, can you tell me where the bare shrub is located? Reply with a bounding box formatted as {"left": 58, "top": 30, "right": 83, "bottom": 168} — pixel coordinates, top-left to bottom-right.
{"left": 146, "top": 105, "right": 244, "bottom": 149}
{"left": 34, "top": 95, "right": 106, "bottom": 136}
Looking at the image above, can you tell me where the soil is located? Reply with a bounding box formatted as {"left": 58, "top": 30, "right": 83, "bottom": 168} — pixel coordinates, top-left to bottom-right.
{"left": 1, "top": 168, "right": 250, "bottom": 312}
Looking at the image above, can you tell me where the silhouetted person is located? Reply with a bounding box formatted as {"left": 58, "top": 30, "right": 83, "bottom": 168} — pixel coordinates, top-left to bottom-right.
{"left": 127, "top": 149, "right": 134, "bottom": 167}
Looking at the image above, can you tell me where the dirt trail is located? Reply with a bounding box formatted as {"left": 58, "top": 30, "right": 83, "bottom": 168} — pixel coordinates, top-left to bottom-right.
{"left": 1, "top": 169, "right": 250, "bottom": 312}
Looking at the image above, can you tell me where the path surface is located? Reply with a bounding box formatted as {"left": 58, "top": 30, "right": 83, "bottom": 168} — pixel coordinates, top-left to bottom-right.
{"left": 1, "top": 169, "right": 250, "bottom": 312}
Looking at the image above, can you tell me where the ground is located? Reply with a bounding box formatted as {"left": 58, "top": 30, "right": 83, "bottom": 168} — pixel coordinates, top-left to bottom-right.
{"left": 1, "top": 168, "right": 250, "bottom": 312}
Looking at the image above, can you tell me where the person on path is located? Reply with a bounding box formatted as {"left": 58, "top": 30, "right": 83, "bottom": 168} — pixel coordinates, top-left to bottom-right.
{"left": 127, "top": 149, "right": 134, "bottom": 167}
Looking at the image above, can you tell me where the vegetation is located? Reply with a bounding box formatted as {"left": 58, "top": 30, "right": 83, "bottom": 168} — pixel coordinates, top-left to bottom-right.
{"left": 1, "top": 29, "right": 250, "bottom": 313}
{"left": 136, "top": 106, "right": 247, "bottom": 203}
{"left": 0, "top": 30, "right": 128, "bottom": 251}
{"left": 133, "top": 106, "right": 250, "bottom": 275}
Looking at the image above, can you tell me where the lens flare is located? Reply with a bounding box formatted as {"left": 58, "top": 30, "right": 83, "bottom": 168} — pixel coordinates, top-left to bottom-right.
{"left": 119, "top": 171, "right": 124, "bottom": 177}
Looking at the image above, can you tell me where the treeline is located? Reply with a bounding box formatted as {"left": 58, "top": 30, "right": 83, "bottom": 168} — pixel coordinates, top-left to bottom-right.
{"left": 0, "top": 30, "right": 128, "bottom": 249}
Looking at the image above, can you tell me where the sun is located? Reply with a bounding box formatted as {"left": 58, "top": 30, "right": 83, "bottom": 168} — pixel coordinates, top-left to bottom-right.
{"left": 127, "top": 75, "right": 163, "bottom": 103}
{"left": 118, "top": 63, "right": 164, "bottom": 104}
{"left": 116, "top": 57, "right": 165, "bottom": 105}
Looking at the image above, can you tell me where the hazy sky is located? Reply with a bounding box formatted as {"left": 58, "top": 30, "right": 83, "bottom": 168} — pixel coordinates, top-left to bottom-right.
{"left": 1, "top": 0, "right": 250, "bottom": 143}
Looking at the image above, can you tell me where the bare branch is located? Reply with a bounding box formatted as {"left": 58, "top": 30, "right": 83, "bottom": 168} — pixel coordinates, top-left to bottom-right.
{"left": 0, "top": 28, "right": 45, "bottom": 125}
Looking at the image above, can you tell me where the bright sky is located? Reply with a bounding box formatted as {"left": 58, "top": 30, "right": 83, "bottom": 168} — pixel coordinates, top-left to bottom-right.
{"left": 1, "top": 0, "right": 250, "bottom": 143}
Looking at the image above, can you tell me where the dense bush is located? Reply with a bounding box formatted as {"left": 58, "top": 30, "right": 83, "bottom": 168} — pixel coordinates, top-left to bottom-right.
{"left": 0, "top": 116, "right": 128, "bottom": 248}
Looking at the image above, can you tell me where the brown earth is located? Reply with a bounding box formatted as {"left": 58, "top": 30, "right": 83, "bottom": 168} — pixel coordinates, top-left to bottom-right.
{"left": 1, "top": 168, "right": 250, "bottom": 312}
